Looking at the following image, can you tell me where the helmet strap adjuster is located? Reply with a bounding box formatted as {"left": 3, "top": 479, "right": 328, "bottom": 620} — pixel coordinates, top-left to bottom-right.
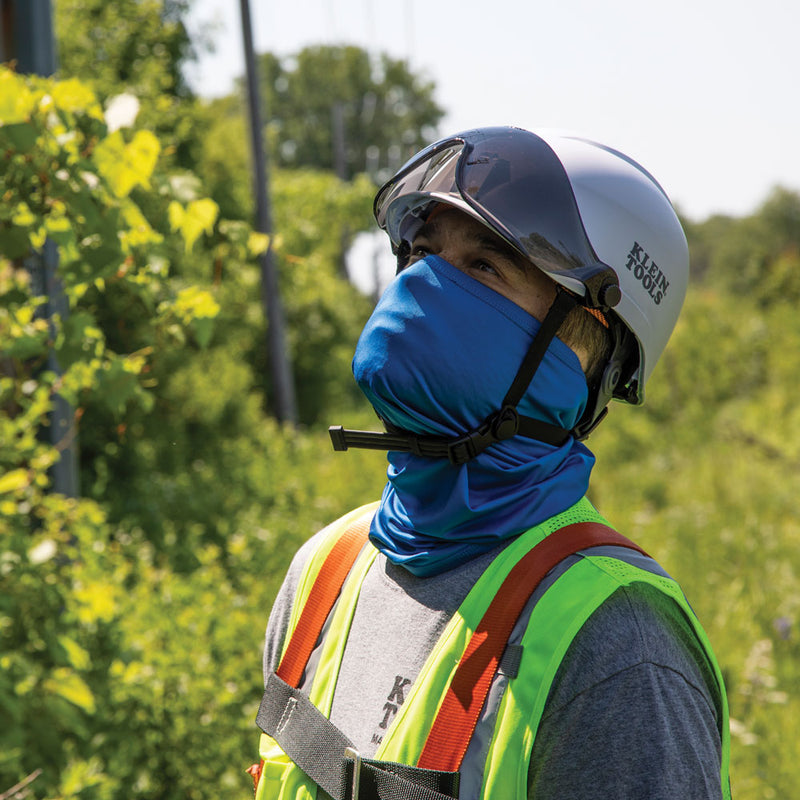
{"left": 445, "top": 405, "right": 520, "bottom": 465}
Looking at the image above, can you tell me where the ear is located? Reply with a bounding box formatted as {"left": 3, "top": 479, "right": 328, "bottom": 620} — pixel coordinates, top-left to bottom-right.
{"left": 572, "top": 320, "right": 637, "bottom": 440}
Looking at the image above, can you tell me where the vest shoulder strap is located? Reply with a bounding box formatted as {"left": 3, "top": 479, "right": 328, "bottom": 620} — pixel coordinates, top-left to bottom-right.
{"left": 275, "top": 514, "right": 371, "bottom": 688}
{"left": 417, "top": 521, "right": 648, "bottom": 772}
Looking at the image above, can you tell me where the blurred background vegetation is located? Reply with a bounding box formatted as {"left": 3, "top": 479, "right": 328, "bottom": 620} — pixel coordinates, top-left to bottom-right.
{"left": 1, "top": 1, "right": 798, "bottom": 798}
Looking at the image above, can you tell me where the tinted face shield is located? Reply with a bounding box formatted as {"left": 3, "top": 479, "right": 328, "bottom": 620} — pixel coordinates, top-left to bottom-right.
{"left": 374, "top": 127, "right": 621, "bottom": 309}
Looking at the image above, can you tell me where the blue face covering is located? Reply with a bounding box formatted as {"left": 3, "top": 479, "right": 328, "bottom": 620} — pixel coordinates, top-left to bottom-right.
{"left": 352, "top": 254, "right": 595, "bottom": 577}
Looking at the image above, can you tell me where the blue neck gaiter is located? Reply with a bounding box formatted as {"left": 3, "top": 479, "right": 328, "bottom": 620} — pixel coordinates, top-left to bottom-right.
{"left": 352, "top": 255, "right": 595, "bottom": 577}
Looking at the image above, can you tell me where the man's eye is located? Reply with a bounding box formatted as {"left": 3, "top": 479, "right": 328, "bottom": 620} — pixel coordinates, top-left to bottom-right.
{"left": 411, "top": 244, "right": 431, "bottom": 257}
{"left": 474, "top": 260, "right": 498, "bottom": 276}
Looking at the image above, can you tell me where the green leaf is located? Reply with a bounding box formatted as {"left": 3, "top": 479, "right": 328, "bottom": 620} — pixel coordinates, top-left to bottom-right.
{"left": 247, "top": 231, "right": 270, "bottom": 257}
{"left": 0, "top": 69, "right": 36, "bottom": 125}
{"left": 93, "top": 129, "right": 161, "bottom": 198}
{"left": 169, "top": 198, "right": 219, "bottom": 252}
{"left": 43, "top": 668, "right": 96, "bottom": 714}
{"left": 58, "top": 636, "right": 91, "bottom": 671}
{"left": 0, "top": 469, "right": 30, "bottom": 494}
{"left": 11, "top": 202, "right": 37, "bottom": 227}
{"left": 95, "top": 357, "right": 143, "bottom": 416}
{"left": 190, "top": 317, "right": 214, "bottom": 349}
{"left": 0, "top": 224, "right": 37, "bottom": 260}
{"left": 56, "top": 310, "right": 105, "bottom": 369}
{"left": 51, "top": 77, "right": 101, "bottom": 116}
{"left": 173, "top": 286, "right": 220, "bottom": 321}
{"left": 0, "top": 121, "right": 38, "bottom": 152}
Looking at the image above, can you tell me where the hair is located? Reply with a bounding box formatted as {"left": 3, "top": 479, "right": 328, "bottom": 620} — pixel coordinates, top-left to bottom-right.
{"left": 558, "top": 306, "right": 613, "bottom": 388}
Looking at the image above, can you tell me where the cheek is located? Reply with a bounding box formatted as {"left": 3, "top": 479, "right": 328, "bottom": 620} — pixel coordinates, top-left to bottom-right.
{"left": 511, "top": 276, "right": 557, "bottom": 321}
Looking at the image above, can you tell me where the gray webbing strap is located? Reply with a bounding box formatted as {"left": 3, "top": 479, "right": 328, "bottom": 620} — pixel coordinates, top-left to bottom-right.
{"left": 257, "top": 672, "right": 459, "bottom": 800}
{"left": 258, "top": 672, "right": 354, "bottom": 797}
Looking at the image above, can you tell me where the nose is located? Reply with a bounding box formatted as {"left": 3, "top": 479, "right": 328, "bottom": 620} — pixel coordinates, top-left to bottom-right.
{"left": 432, "top": 245, "right": 466, "bottom": 272}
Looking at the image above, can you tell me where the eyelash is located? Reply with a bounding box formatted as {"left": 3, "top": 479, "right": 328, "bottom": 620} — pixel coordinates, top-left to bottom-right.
{"left": 473, "top": 260, "right": 497, "bottom": 275}
{"left": 409, "top": 243, "right": 499, "bottom": 278}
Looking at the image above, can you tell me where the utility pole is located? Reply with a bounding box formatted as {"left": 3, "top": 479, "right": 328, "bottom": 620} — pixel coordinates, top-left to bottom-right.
{"left": 332, "top": 101, "right": 347, "bottom": 180}
{"left": 238, "top": 0, "right": 297, "bottom": 424}
{"left": 2, "top": 0, "right": 79, "bottom": 497}
{"left": 331, "top": 101, "right": 352, "bottom": 281}
{"left": 2, "top": 0, "right": 57, "bottom": 74}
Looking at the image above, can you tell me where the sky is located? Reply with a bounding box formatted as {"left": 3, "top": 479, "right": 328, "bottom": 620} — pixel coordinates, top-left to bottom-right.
{"left": 184, "top": 0, "right": 800, "bottom": 224}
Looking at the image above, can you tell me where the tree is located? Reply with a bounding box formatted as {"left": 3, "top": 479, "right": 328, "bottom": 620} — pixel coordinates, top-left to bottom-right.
{"left": 226, "top": 45, "right": 444, "bottom": 182}
{"left": 687, "top": 187, "right": 800, "bottom": 305}
{"left": 54, "top": 0, "right": 207, "bottom": 168}
{"left": 54, "top": 0, "right": 197, "bottom": 99}
{"left": 0, "top": 64, "right": 223, "bottom": 797}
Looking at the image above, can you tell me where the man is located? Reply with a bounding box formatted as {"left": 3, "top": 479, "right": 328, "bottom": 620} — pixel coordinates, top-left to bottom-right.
{"left": 251, "top": 127, "right": 731, "bottom": 800}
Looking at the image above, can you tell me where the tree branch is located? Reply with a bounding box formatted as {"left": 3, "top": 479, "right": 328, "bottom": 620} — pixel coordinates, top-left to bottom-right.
{"left": 0, "top": 769, "right": 43, "bottom": 800}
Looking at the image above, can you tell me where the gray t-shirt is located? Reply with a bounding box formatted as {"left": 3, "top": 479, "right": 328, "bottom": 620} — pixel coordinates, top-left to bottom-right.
{"left": 263, "top": 526, "right": 723, "bottom": 800}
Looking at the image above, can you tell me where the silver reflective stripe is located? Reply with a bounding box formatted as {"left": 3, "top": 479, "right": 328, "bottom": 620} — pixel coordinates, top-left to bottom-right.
{"left": 581, "top": 545, "right": 673, "bottom": 580}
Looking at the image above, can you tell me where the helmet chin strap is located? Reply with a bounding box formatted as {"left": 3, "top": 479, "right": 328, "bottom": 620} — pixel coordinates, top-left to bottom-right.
{"left": 329, "top": 290, "right": 580, "bottom": 466}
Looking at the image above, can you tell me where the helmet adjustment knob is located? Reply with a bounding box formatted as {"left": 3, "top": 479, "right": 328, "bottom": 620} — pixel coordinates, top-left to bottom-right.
{"left": 599, "top": 282, "right": 622, "bottom": 308}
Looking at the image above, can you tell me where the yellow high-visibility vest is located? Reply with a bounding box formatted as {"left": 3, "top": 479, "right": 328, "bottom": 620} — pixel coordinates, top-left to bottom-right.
{"left": 254, "top": 498, "right": 731, "bottom": 800}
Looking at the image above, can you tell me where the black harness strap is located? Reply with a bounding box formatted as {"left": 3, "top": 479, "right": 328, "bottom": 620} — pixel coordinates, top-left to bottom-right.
{"left": 329, "top": 414, "right": 569, "bottom": 465}
{"left": 257, "top": 672, "right": 459, "bottom": 800}
{"left": 502, "top": 290, "right": 578, "bottom": 408}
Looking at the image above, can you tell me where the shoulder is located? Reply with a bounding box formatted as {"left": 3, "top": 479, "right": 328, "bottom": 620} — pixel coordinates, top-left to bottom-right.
{"left": 273, "top": 502, "right": 379, "bottom": 610}
{"left": 529, "top": 582, "right": 723, "bottom": 799}
{"left": 261, "top": 519, "right": 352, "bottom": 681}
{"left": 549, "top": 581, "right": 719, "bottom": 719}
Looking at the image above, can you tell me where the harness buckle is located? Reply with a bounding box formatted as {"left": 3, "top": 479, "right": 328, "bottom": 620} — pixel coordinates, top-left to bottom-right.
{"left": 344, "top": 746, "right": 362, "bottom": 800}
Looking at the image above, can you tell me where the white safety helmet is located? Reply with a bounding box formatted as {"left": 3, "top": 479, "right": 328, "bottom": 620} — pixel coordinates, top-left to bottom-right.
{"left": 373, "top": 126, "right": 689, "bottom": 431}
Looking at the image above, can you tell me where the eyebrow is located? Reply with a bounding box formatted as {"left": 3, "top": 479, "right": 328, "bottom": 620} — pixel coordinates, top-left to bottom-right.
{"left": 471, "top": 230, "right": 531, "bottom": 275}
{"left": 475, "top": 232, "right": 522, "bottom": 261}
{"left": 414, "top": 219, "right": 527, "bottom": 271}
{"left": 413, "top": 219, "right": 441, "bottom": 244}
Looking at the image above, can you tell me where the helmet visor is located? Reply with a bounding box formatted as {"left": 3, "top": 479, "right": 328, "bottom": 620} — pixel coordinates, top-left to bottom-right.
{"left": 374, "top": 127, "right": 619, "bottom": 305}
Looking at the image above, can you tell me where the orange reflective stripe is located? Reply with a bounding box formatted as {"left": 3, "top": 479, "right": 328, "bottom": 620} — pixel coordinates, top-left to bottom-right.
{"left": 276, "top": 517, "right": 371, "bottom": 688}
{"left": 417, "top": 522, "right": 648, "bottom": 772}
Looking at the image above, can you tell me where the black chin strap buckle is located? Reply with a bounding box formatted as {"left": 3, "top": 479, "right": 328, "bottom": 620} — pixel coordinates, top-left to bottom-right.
{"left": 446, "top": 406, "right": 519, "bottom": 466}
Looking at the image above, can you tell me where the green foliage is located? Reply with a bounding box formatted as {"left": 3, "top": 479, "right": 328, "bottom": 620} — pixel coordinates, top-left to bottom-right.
{"left": 200, "top": 117, "right": 377, "bottom": 419}
{"left": 588, "top": 287, "right": 800, "bottom": 800}
{"left": 0, "top": 66, "right": 219, "bottom": 439}
{"left": 54, "top": 0, "right": 207, "bottom": 169}
{"left": 271, "top": 169, "right": 375, "bottom": 422}
{"left": 687, "top": 187, "right": 800, "bottom": 305}
{"left": 200, "top": 44, "right": 444, "bottom": 206}
{"left": 4, "top": 14, "right": 799, "bottom": 799}
{"left": 255, "top": 45, "right": 444, "bottom": 181}
{"left": 1, "top": 493, "right": 118, "bottom": 799}
{"left": 194, "top": 101, "right": 252, "bottom": 221}
{"left": 0, "top": 65, "right": 223, "bottom": 798}
{"left": 54, "top": 0, "right": 197, "bottom": 101}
